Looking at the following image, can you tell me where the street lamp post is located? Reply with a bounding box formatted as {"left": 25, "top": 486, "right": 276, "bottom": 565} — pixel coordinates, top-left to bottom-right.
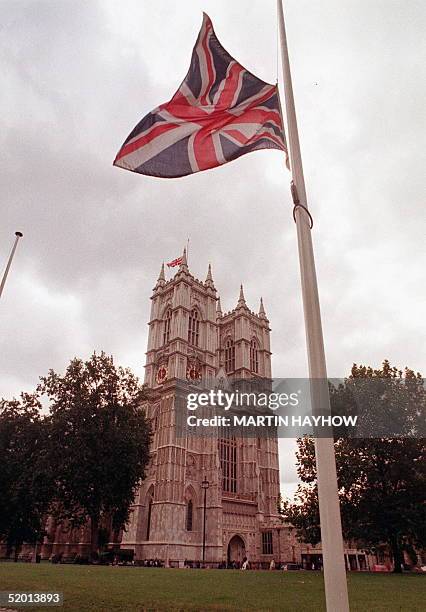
{"left": 201, "top": 479, "right": 209, "bottom": 567}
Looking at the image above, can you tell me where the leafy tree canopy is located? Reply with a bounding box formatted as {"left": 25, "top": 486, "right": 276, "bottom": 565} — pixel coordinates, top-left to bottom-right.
{"left": 280, "top": 361, "right": 425, "bottom": 572}
{"left": 0, "top": 393, "right": 54, "bottom": 554}
{"left": 39, "top": 352, "right": 151, "bottom": 556}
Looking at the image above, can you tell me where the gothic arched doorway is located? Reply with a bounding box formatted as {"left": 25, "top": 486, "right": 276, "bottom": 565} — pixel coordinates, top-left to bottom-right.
{"left": 227, "top": 535, "right": 246, "bottom": 566}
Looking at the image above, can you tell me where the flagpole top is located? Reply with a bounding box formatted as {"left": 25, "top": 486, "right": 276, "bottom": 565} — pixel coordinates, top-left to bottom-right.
{"left": 15, "top": 231, "right": 23, "bottom": 238}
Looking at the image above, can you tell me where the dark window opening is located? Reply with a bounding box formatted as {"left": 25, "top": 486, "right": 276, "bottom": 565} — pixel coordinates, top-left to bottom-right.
{"left": 188, "top": 309, "right": 200, "bottom": 346}
{"left": 225, "top": 338, "right": 235, "bottom": 373}
{"left": 262, "top": 531, "right": 273, "bottom": 555}
{"left": 186, "top": 499, "right": 193, "bottom": 531}
{"left": 163, "top": 309, "right": 172, "bottom": 344}
{"left": 250, "top": 339, "right": 259, "bottom": 373}
{"left": 146, "top": 497, "right": 153, "bottom": 541}
{"left": 219, "top": 434, "right": 237, "bottom": 493}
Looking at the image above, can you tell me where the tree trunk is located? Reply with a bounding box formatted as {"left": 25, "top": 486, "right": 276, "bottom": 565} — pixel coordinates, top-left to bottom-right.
{"left": 90, "top": 515, "right": 99, "bottom": 562}
{"left": 112, "top": 527, "right": 120, "bottom": 544}
{"left": 390, "top": 536, "right": 403, "bottom": 573}
{"left": 13, "top": 543, "right": 21, "bottom": 562}
{"left": 32, "top": 541, "right": 38, "bottom": 563}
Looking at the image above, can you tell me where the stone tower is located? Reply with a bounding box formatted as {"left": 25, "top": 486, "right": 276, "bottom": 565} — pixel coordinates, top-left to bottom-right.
{"left": 121, "top": 254, "right": 281, "bottom": 566}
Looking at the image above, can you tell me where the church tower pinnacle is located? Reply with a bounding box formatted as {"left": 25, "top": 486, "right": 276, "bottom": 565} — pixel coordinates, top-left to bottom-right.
{"left": 216, "top": 297, "right": 223, "bottom": 318}
{"left": 205, "top": 263, "right": 215, "bottom": 290}
{"left": 179, "top": 247, "right": 189, "bottom": 272}
{"left": 236, "top": 283, "right": 248, "bottom": 309}
{"left": 259, "top": 297, "right": 267, "bottom": 319}
{"left": 154, "top": 262, "right": 166, "bottom": 289}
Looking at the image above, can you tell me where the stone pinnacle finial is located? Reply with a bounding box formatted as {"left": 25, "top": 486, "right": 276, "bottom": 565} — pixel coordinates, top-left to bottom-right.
{"left": 237, "top": 284, "right": 247, "bottom": 308}
{"left": 179, "top": 247, "right": 189, "bottom": 272}
{"left": 155, "top": 262, "right": 166, "bottom": 288}
{"left": 216, "top": 297, "right": 223, "bottom": 317}
{"left": 259, "top": 297, "right": 267, "bottom": 318}
{"left": 205, "top": 263, "right": 215, "bottom": 288}
{"left": 206, "top": 263, "right": 213, "bottom": 281}
{"left": 158, "top": 262, "right": 165, "bottom": 281}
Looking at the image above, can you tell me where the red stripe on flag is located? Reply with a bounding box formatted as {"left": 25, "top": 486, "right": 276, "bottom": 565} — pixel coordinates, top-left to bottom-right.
{"left": 216, "top": 63, "right": 244, "bottom": 109}
{"left": 192, "top": 131, "right": 219, "bottom": 171}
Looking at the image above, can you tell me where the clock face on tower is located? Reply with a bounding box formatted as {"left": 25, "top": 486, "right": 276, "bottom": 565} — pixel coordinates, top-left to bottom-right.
{"left": 156, "top": 365, "right": 168, "bottom": 385}
{"left": 186, "top": 362, "right": 201, "bottom": 382}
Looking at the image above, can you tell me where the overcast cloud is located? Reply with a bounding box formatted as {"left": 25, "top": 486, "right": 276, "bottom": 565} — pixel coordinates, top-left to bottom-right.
{"left": 1, "top": 0, "right": 425, "bottom": 497}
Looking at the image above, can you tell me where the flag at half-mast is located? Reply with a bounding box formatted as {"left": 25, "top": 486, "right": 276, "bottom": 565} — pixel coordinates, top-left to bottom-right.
{"left": 113, "top": 13, "right": 287, "bottom": 178}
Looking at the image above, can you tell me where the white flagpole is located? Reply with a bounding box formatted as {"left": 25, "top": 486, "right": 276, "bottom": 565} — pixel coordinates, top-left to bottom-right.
{"left": 276, "top": 2, "right": 350, "bottom": 611}
{"left": 0, "top": 231, "right": 24, "bottom": 299}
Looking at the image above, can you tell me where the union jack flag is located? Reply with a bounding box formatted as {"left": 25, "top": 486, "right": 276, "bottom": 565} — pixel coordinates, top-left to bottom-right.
{"left": 113, "top": 13, "right": 287, "bottom": 178}
{"left": 167, "top": 256, "right": 183, "bottom": 268}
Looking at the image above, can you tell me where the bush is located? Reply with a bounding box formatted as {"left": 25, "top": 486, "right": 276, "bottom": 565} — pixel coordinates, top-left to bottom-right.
{"left": 99, "top": 551, "right": 113, "bottom": 565}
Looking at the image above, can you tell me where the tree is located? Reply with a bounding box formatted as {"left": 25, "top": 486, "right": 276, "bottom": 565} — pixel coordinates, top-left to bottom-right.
{"left": 40, "top": 352, "right": 151, "bottom": 559}
{"left": 280, "top": 361, "right": 425, "bottom": 572}
{"left": 0, "top": 394, "right": 54, "bottom": 559}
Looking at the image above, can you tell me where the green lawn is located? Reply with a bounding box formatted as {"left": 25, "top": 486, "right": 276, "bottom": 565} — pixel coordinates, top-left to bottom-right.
{"left": 0, "top": 563, "right": 424, "bottom": 611}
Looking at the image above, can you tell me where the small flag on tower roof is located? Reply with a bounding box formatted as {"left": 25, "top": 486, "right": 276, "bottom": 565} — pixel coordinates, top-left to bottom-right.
{"left": 167, "top": 256, "right": 183, "bottom": 268}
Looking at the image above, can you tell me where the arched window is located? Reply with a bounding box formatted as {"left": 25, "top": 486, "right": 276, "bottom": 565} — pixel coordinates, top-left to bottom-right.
{"left": 186, "top": 499, "right": 193, "bottom": 531}
{"left": 250, "top": 339, "right": 259, "bottom": 373}
{"left": 225, "top": 338, "right": 235, "bottom": 373}
{"left": 188, "top": 308, "right": 200, "bottom": 346}
{"left": 219, "top": 433, "right": 237, "bottom": 493}
{"left": 163, "top": 309, "right": 172, "bottom": 345}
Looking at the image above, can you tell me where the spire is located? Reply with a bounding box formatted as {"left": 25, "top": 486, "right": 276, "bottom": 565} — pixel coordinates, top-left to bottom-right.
{"left": 237, "top": 284, "right": 247, "bottom": 308}
{"left": 216, "top": 297, "right": 223, "bottom": 318}
{"left": 158, "top": 262, "right": 165, "bottom": 281}
{"left": 155, "top": 262, "right": 166, "bottom": 288}
{"left": 259, "top": 297, "right": 267, "bottom": 319}
{"left": 178, "top": 247, "right": 189, "bottom": 273}
{"left": 206, "top": 263, "right": 213, "bottom": 282}
{"left": 205, "top": 263, "right": 215, "bottom": 289}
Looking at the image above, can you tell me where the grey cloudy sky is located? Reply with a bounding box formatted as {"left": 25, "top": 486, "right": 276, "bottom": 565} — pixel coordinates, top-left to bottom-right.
{"left": 1, "top": 0, "right": 425, "bottom": 497}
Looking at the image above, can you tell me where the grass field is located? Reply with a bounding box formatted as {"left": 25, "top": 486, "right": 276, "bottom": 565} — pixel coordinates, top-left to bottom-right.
{"left": 0, "top": 563, "right": 424, "bottom": 611}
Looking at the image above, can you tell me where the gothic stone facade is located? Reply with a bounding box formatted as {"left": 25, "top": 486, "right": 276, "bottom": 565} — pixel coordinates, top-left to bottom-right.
{"left": 120, "top": 253, "right": 281, "bottom": 565}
